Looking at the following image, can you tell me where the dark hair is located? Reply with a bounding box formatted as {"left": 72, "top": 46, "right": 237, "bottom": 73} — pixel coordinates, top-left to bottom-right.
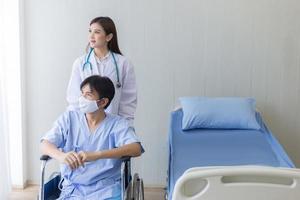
{"left": 80, "top": 75, "right": 115, "bottom": 109}
{"left": 89, "top": 16, "right": 122, "bottom": 55}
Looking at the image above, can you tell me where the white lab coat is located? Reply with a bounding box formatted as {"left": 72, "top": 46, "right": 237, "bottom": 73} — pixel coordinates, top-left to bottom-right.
{"left": 67, "top": 52, "right": 137, "bottom": 124}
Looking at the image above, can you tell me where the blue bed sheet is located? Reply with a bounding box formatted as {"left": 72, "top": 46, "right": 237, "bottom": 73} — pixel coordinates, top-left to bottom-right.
{"left": 167, "top": 109, "right": 295, "bottom": 200}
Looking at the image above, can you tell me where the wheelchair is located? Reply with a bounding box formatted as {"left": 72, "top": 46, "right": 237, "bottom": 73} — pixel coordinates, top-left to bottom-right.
{"left": 38, "top": 155, "right": 144, "bottom": 200}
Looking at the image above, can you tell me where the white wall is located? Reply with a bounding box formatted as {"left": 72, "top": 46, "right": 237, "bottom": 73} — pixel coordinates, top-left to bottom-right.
{"left": 25, "top": 0, "right": 300, "bottom": 186}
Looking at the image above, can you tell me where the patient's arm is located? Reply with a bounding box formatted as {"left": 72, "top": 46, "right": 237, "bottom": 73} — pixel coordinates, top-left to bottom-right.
{"left": 78, "top": 143, "right": 142, "bottom": 162}
{"left": 41, "top": 140, "right": 83, "bottom": 169}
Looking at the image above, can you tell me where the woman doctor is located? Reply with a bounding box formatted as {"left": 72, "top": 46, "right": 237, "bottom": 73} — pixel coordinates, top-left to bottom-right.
{"left": 67, "top": 17, "right": 137, "bottom": 125}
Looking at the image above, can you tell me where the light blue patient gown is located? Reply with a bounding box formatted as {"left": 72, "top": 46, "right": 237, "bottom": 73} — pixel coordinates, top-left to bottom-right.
{"left": 42, "top": 110, "right": 142, "bottom": 200}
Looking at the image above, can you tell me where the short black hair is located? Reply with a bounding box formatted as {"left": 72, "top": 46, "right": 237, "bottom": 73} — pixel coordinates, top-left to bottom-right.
{"left": 80, "top": 75, "right": 115, "bottom": 109}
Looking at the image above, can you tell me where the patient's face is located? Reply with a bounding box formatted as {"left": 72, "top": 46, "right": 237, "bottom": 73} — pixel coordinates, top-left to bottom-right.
{"left": 81, "top": 84, "right": 100, "bottom": 101}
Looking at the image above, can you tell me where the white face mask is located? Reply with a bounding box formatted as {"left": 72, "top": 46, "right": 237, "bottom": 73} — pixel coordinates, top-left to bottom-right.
{"left": 78, "top": 96, "right": 99, "bottom": 113}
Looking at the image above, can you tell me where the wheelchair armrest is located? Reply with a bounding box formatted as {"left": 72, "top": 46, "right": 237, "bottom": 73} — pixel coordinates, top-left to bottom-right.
{"left": 39, "top": 155, "right": 53, "bottom": 200}
{"left": 41, "top": 155, "right": 131, "bottom": 161}
{"left": 40, "top": 155, "right": 51, "bottom": 161}
{"left": 121, "top": 156, "right": 131, "bottom": 162}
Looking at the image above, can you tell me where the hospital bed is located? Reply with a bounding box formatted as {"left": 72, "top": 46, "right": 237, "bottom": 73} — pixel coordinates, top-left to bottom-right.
{"left": 38, "top": 155, "right": 144, "bottom": 200}
{"left": 166, "top": 108, "right": 300, "bottom": 200}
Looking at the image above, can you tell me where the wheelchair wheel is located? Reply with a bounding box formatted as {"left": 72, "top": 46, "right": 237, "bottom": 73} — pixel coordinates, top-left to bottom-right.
{"left": 164, "top": 191, "right": 168, "bottom": 200}
{"left": 125, "top": 180, "right": 133, "bottom": 200}
{"left": 139, "top": 178, "right": 144, "bottom": 200}
{"left": 132, "top": 173, "right": 144, "bottom": 200}
{"left": 132, "top": 174, "right": 139, "bottom": 199}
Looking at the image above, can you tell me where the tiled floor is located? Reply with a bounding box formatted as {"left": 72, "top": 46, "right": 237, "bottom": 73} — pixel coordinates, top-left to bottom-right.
{"left": 8, "top": 185, "right": 165, "bottom": 200}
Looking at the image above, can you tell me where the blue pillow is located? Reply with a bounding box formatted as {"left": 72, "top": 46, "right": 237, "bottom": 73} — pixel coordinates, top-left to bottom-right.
{"left": 179, "top": 97, "right": 260, "bottom": 130}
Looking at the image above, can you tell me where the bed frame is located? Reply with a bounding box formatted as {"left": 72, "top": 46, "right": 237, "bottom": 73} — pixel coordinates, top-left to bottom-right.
{"left": 172, "top": 166, "right": 300, "bottom": 200}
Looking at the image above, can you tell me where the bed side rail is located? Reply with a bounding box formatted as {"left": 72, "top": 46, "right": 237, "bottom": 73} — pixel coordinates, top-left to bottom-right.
{"left": 173, "top": 166, "right": 300, "bottom": 200}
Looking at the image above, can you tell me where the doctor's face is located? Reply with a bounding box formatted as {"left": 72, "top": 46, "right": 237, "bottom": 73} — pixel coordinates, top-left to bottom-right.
{"left": 88, "top": 23, "right": 112, "bottom": 49}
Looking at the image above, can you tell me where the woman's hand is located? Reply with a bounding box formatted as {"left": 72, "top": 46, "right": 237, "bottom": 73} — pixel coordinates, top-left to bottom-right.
{"left": 59, "top": 151, "right": 83, "bottom": 170}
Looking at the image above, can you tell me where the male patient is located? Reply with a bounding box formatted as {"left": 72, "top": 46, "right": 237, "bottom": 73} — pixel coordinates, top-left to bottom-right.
{"left": 41, "top": 75, "right": 143, "bottom": 200}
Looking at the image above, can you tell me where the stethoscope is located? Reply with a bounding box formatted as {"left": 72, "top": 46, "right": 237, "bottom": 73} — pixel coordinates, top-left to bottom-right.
{"left": 82, "top": 48, "right": 121, "bottom": 88}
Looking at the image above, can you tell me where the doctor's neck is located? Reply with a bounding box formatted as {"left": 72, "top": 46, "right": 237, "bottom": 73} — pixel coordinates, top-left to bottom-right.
{"left": 94, "top": 47, "right": 109, "bottom": 59}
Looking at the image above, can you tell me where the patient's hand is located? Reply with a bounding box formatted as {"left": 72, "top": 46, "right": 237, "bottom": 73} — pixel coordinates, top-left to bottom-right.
{"left": 78, "top": 151, "right": 98, "bottom": 162}
{"left": 78, "top": 151, "right": 88, "bottom": 162}
{"left": 59, "top": 151, "right": 84, "bottom": 170}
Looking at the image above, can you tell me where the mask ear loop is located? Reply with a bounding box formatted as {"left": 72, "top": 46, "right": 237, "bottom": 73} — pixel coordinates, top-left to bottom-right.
{"left": 96, "top": 97, "right": 105, "bottom": 109}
